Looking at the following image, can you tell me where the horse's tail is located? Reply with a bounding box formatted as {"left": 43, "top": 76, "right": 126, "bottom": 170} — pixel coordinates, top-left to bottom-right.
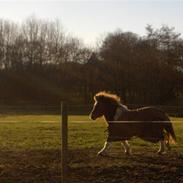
{"left": 164, "top": 118, "right": 176, "bottom": 144}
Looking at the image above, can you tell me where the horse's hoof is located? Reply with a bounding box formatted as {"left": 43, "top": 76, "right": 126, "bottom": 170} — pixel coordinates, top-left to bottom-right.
{"left": 97, "top": 151, "right": 108, "bottom": 157}
{"left": 157, "top": 151, "right": 166, "bottom": 155}
{"left": 125, "top": 151, "right": 132, "bottom": 156}
{"left": 125, "top": 149, "right": 132, "bottom": 155}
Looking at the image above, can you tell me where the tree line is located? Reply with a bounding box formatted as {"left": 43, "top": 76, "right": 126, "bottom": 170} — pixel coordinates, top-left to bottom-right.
{"left": 0, "top": 17, "right": 182, "bottom": 106}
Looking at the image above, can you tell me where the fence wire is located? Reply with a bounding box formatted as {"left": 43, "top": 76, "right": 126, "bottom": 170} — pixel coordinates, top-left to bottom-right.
{"left": 0, "top": 104, "right": 182, "bottom": 183}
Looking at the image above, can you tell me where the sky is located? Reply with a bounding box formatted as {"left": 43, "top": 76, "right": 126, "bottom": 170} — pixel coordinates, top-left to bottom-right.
{"left": 0, "top": 0, "right": 182, "bottom": 46}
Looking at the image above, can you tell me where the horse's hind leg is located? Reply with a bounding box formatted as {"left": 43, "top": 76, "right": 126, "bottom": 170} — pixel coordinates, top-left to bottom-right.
{"left": 121, "top": 140, "right": 132, "bottom": 155}
{"left": 157, "top": 140, "right": 166, "bottom": 154}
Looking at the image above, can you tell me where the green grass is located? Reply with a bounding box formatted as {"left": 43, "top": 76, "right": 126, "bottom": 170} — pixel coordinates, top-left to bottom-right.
{"left": 0, "top": 115, "right": 182, "bottom": 183}
{"left": 0, "top": 114, "right": 105, "bottom": 150}
{"left": 0, "top": 114, "right": 182, "bottom": 150}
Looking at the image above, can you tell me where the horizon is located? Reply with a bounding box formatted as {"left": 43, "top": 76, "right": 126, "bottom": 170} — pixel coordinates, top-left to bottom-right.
{"left": 0, "top": 1, "right": 183, "bottom": 46}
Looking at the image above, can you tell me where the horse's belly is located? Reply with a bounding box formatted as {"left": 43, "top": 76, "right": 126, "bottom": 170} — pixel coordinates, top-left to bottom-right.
{"left": 107, "top": 122, "right": 164, "bottom": 142}
{"left": 138, "top": 124, "right": 164, "bottom": 143}
{"left": 107, "top": 123, "right": 135, "bottom": 141}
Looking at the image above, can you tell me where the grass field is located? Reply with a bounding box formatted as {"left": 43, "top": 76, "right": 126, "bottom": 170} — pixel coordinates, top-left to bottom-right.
{"left": 0, "top": 114, "right": 183, "bottom": 183}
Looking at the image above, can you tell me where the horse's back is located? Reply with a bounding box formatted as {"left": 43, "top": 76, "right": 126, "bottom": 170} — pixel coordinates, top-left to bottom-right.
{"left": 123, "top": 106, "right": 169, "bottom": 121}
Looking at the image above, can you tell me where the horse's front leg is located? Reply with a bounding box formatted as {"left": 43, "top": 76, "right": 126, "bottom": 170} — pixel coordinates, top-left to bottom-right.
{"left": 97, "top": 141, "right": 112, "bottom": 156}
{"left": 121, "top": 140, "right": 132, "bottom": 155}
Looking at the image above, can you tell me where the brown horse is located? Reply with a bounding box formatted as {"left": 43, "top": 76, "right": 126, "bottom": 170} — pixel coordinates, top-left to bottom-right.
{"left": 90, "top": 92, "right": 176, "bottom": 156}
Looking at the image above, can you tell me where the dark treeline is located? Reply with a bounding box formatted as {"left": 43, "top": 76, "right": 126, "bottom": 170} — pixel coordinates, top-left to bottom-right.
{"left": 0, "top": 17, "right": 182, "bottom": 106}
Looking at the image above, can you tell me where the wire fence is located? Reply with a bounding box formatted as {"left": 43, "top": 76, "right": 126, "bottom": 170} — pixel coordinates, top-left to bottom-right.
{"left": 0, "top": 104, "right": 182, "bottom": 183}
{"left": 63, "top": 104, "right": 183, "bottom": 183}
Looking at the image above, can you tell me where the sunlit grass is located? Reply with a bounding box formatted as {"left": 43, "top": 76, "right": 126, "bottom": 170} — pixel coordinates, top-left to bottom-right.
{"left": 0, "top": 115, "right": 182, "bottom": 151}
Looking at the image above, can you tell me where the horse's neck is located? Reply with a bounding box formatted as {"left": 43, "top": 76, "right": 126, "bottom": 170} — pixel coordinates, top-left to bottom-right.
{"left": 113, "top": 103, "right": 128, "bottom": 121}
{"left": 104, "top": 102, "right": 128, "bottom": 122}
{"left": 103, "top": 103, "right": 117, "bottom": 121}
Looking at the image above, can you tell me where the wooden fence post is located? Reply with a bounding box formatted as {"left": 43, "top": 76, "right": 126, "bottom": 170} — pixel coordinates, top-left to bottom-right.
{"left": 61, "top": 102, "right": 68, "bottom": 183}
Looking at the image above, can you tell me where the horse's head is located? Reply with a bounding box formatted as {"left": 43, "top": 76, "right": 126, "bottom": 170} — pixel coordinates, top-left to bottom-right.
{"left": 90, "top": 92, "right": 121, "bottom": 120}
{"left": 90, "top": 94, "right": 106, "bottom": 120}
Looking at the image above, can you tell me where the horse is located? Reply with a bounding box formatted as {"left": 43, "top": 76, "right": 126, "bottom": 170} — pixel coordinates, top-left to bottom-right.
{"left": 89, "top": 91, "right": 176, "bottom": 156}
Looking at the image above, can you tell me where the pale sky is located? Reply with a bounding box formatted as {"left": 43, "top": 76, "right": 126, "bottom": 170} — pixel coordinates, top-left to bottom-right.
{"left": 0, "top": 0, "right": 183, "bottom": 46}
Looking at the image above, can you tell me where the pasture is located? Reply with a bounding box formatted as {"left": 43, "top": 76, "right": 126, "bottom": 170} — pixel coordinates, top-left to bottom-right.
{"left": 0, "top": 114, "right": 183, "bottom": 183}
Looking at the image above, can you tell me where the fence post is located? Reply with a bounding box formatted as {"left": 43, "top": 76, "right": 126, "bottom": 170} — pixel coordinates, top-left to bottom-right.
{"left": 61, "top": 102, "right": 68, "bottom": 183}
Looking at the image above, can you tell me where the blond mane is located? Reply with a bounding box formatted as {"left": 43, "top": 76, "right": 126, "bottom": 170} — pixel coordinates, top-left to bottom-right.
{"left": 94, "top": 91, "right": 121, "bottom": 103}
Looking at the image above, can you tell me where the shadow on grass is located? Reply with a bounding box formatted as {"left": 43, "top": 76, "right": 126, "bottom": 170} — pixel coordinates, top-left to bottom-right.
{"left": 0, "top": 149, "right": 61, "bottom": 183}
{"left": 69, "top": 148, "right": 183, "bottom": 183}
{"left": 0, "top": 148, "right": 183, "bottom": 183}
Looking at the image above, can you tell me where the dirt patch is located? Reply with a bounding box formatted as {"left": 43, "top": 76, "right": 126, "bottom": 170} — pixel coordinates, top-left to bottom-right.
{"left": 0, "top": 148, "right": 182, "bottom": 183}
{"left": 0, "top": 149, "right": 61, "bottom": 183}
{"left": 68, "top": 148, "right": 183, "bottom": 183}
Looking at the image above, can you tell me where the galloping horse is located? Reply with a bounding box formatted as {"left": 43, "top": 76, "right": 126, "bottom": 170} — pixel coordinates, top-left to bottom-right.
{"left": 90, "top": 92, "right": 176, "bottom": 156}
